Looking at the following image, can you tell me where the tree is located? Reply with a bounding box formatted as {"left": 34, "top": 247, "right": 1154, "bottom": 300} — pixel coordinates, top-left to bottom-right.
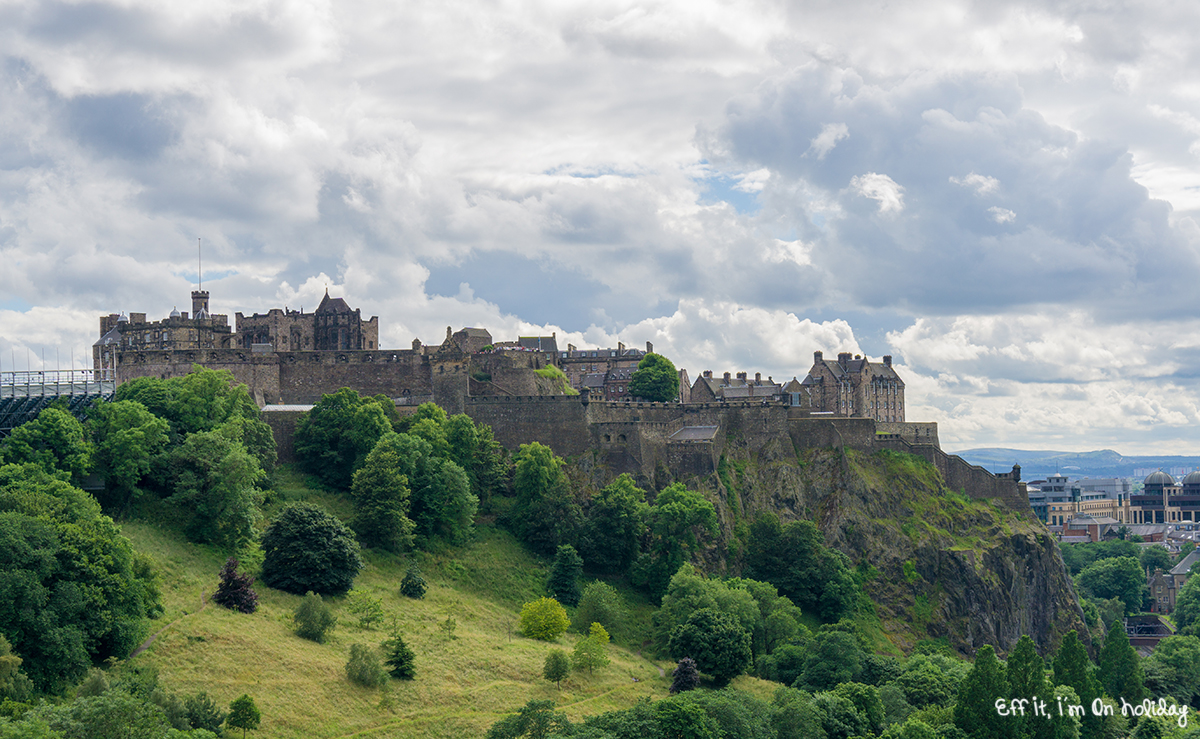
{"left": 345, "top": 590, "right": 385, "bottom": 629}
{"left": 1099, "top": 619, "right": 1145, "bottom": 703}
{"left": 349, "top": 435, "right": 416, "bottom": 552}
{"left": 953, "top": 645, "right": 1015, "bottom": 739}
{"left": 0, "top": 407, "right": 93, "bottom": 482}
{"left": 212, "top": 557, "right": 258, "bottom": 614}
{"left": 670, "top": 657, "right": 701, "bottom": 694}
{"left": 572, "top": 581, "right": 627, "bottom": 637}
{"left": 1053, "top": 630, "right": 1102, "bottom": 736}
{"left": 1076, "top": 556, "right": 1145, "bottom": 614}
{"left": 812, "top": 691, "right": 869, "bottom": 739}
{"left": 486, "top": 699, "right": 572, "bottom": 739}
{"left": 1141, "top": 545, "right": 1173, "bottom": 575}
{"left": 519, "top": 598, "right": 570, "bottom": 641}
{"left": 184, "top": 691, "right": 227, "bottom": 733}
{"left": 294, "top": 592, "right": 336, "bottom": 643}
{"left": 628, "top": 353, "right": 680, "bottom": 402}
{"left": 293, "top": 388, "right": 392, "bottom": 489}
{"left": 667, "top": 608, "right": 753, "bottom": 687}
{"left": 382, "top": 630, "right": 416, "bottom": 680}
{"left": 572, "top": 623, "right": 610, "bottom": 674}
{"left": 261, "top": 502, "right": 363, "bottom": 595}
{"left": 833, "top": 682, "right": 885, "bottom": 735}
{"left": 547, "top": 545, "right": 583, "bottom": 607}
{"left": 88, "top": 399, "right": 170, "bottom": 512}
{"left": 633, "top": 483, "right": 718, "bottom": 599}
{"left": 510, "top": 443, "right": 582, "bottom": 556}
{"left": 745, "top": 512, "right": 858, "bottom": 622}
{"left": 1005, "top": 635, "right": 1047, "bottom": 739}
{"left": 1172, "top": 574, "right": 1200, "bottom": 632}
{"left": 1143, "top": 635, "right": 1200, "bottom": 704}
{"left": 543, "top": 650, "right": 570, "bottom": 688}
{"left": 800, "top": 630, "right": 863, "bottom": 691}
{"left": 580, "top": 474, "right": 647, "bottom": 575}
{"left": 0, "top": 463, "right": 160, "bottom": 693}
{"left": 400, "top": 565, "right": 427, "bottom": 599}
{"left": 165, "top": 429, "right": 264, "bottom": 549}
{"left": 415, "top": 458, "right": 478, "bottom": 545}
{"left": 346, "top": 643, "right": 386, "bottom": 688}
{"left": 227, "top": 694, "right": 261, "bottom": 739}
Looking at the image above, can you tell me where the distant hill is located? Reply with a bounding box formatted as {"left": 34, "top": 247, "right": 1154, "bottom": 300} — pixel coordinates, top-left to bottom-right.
{"left": 951, "top": 447, "right": 1200, "bottom": 481}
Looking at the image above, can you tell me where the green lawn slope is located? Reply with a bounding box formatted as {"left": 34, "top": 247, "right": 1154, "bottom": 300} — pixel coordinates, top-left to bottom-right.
{"left": 119, "top": 472, "right": 701, "bottom": 738}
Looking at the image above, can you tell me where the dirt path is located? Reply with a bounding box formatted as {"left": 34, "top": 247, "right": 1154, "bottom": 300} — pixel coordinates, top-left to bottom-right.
{"left": 130, "top": 590, "right": 208, "bottom": 659}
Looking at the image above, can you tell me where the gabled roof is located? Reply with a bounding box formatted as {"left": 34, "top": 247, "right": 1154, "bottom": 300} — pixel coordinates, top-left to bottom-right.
{"left": 1171, "top": 549, "right": 1200, "bottom": 576}
{"left": 518, "top": 336, "right": 558, "bottom": 353}
{"left": 783, "top": 377, "right": 804, "bottom": 392}
{"left": 315, "top": 292, "right": 354, "bottom": 314}
{"left": 93, "top": 325, "right": 122, "bottom": 347}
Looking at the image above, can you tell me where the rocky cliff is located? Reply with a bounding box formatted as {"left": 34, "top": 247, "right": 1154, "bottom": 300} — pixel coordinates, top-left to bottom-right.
{"left": 586, "top": 436, "right": 1088, "bottom": 658}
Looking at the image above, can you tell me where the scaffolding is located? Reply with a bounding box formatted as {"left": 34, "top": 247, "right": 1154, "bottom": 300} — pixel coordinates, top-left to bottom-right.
{"left": 0, "top": 370, "right": 116, "bottom": 435}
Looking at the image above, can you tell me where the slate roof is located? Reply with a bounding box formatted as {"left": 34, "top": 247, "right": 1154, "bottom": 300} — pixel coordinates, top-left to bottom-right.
{"left": 315, "top": 292, "right": 353, "bottom": 314}
{"left": 1171, "top": 549, "right": 1200, "bottom": 576}
{"left": 668, "top": 426, "right": 720, "bottom": 442}
{"left": 518, "top": 336, "right": 558, "bottom": 353}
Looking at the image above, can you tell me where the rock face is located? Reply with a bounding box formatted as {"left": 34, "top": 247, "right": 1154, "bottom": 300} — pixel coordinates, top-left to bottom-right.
{"left": 599, "top": 439, "right": 1088, "bottom": 657}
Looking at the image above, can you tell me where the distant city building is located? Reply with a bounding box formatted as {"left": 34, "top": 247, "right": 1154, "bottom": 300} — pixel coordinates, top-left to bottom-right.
{"left": 795, "top": 351, "right": 905, "bottom": 421}
{"left": 690, "top": 371, "right": 783, "bottom": 402}
{"left": 236, "top": 290, "right": 379, "bottom": 352}
{"left": 1029, "top": 474, "right": 1130, "bottom": 527}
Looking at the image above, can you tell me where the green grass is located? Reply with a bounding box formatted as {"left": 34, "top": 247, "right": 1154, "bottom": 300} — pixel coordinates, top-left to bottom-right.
{"left": 119, "top": 485, "right": 677, "bottom": 738}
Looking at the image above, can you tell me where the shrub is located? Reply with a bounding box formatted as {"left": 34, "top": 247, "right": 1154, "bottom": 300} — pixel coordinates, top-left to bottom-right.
{"left": 345, "top": 590, "right": 385, "bottom": 629}
{"left": 519, "top": 597, "right": 570, "bottom": 641}
{"left": 670, "top": 657, "right": 700, "bottom": 694}
{"left": 184, "top": 692, "right": 227, "bottom": 733}
{"left": 212, "top": 557, "right": 258, "bottom": 614}
{"left": 294, "top": 592, "right": 337, "bottom": 643}
{"left": 571, "top": 623, "right": 610, "bottom": 674}
{"left": 400, "top": 566, "right": 427, "bottom": 599}
{"left": 346, "top": 644, "right": 386, "bottom": 688}
{"left": 261, "top": 502, "right": 363, "bottom": 596}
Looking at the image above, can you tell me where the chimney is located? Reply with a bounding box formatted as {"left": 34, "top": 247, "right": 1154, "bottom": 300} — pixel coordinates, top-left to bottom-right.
{"left": 755, "top": 372, "right": 761, "bottom": 383}
{"left": 646, "top": 341, "right": 653, "bottom": 354}
{"left": 704, "top": 370, "right": 712, "bottom": 378}
{"left": 814, "top": 350, "right": 823, "bottom": 362}
{"left": 883, "top": 355, "right": 892, "bottom": 367}
{"left": 737, "top": 371, "right": 747, "bottom": 381}
{"left": 617, "top": 342, "right": 625, "bottom": 353}
{"left": 567, "top": 343, "right": 576, "bottom": 352}
{"left": 838, "top": 352, "right": 852, "bottom": 367}
{"left": 723, "top": 372, "right": 731, "bottom": 383}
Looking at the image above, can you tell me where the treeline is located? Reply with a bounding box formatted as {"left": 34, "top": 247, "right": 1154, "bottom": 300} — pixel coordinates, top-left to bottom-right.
{"left": 1062, "top": 539, "right": 1199, "bottom": 635}
{"left": 491, "top": 622, "right": 1200, "bottom": 739}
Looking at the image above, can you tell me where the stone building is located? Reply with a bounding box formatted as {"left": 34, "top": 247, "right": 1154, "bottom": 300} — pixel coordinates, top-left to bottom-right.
{"left": 558, "top": 342, "right": 650, "bottom": 392}
{"left": 235, "top": 291, "right": 379, "bottom": 352}
{"left": 93, "top": 291, "right": 233, "bottom": 372}
{"left": 690, "top": 371, "right": 783, "bottom": 402}
{"left": 796, "top": 351, "right": 905, "bottom": 421}
{"left": 1128, "top": 470, "right": 1200, "bottom": 525}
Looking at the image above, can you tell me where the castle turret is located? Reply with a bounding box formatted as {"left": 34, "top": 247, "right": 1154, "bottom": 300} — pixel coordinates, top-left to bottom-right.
{"left": 191, "top": 290, "right": 210, "bottom": 318}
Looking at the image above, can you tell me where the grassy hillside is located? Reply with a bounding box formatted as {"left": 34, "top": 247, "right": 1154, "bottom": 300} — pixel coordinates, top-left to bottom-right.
{"left": 119, "top": 470, "right": 723, "bottom": 738}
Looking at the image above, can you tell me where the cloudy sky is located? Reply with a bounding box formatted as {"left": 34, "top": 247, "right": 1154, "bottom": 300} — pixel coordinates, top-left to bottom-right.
{"left": 2, "top": 0, "right": 1200, "bottom": 454}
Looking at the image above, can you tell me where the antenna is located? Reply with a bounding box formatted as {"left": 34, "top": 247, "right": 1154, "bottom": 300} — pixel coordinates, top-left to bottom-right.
{"left": 198, "top": 237, "right": 203, "bottom": 290}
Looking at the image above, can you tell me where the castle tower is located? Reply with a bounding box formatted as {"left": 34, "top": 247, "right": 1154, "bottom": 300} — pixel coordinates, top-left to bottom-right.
{"left": 191, "top": 290, "right": 210, "bottom": 319}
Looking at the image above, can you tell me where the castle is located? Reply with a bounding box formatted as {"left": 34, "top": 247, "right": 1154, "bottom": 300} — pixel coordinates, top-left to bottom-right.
{"left": 91, "top": 290, "right": 1023, "bottom": 507}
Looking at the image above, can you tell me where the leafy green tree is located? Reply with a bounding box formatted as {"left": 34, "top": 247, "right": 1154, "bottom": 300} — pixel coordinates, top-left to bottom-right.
{"left": 653, "top": 699, "right": 719, "bottom": 739}
{"left": 544, "top": 649, "right": 570, "bottom": 688}
{"left": 1098, "top": 619, "right": 1145, "bottom": 703}
{"left": 293, "top": 387, "right": 392, "bottom": 488}
{"left": 382, "top": 630, "right": 416, "bottom": 680}
{"left": 212, "top": 557, "right": 258, "bottom": 614}
{"left": 1141, "top": 545, "right": 1173, "bottom": 574}
{"left": 572, "top": 581, "right": 627, "bottom": 637}
{"left": 671, "top": 657, "right": 701, "bottom": 694}
{"left": 486, "top": 699, "right": 572, "bottom": 739}
{"left": 1005, "top": 635, "right": 1048, "bottom": 739}
{"left": 652, "top": 564, "right": 760, "bottom": 654}
{"left": 184, "top": 691, "right": 227, "bottom": 733}
{"left": 1076, "top": 556, "right": 1146, "bottom": 614}
{"left": 0, "top": 463, "right": 160, "bottom": 693}
{"left": 416, "top": 458, "right": 478, "bottom": 545}
{"left": 394, "top": 401, "right": 448, "bottom": 433}
{"left": 227, "top": 694, "right": 261, "bottom": 739}
{"left": 633, "top": 483, "right": 718, "bottom": 599}
{"left": 510, "top": 443, "right": 582, "bottom": 556}
{"left": 627, "top": 353, "right": 680, "bottom": 402}
{"left": 572, "top": 623, "right": 610, "bottom": 674}
{"left": 799, "top": 630, "right": 863, "bottom": 691}
{"left": 580, "top": 474, "right": 647, "bottom": 575}
{"left": 445, "top": 414, "right": 479, "bottom": 488}
{"left": 744, "top": 512, "right": 858, "bottom": 622}
{"left": 349, "top": 435, "right": 416, "bottom": 552}
{"left": 668, "top": 608, "right": 753, "bottom": 687}
{"left": 345, "top": 590, "right": 385, "bottom": 629}
{"left": 22, "top": 689, "right": 181, "bottom": 739}
{"left": 772, "top": 686, "right": 827, "bottom": 739}
{"left": 894, "top": 654, "right": 966, "bottom": 708}
{"left": 293, "top": 592, "right": 336, "bottom": 643}
{"left": 261, "top": 502, "right": 363, "bottom": 595}
{"left": 346, "top": 643, "right": 386, "bottom": 688}
{"left": 165, "top": 429, "right": 264, "bottom": 549}
{"left": 812, "top": 690, "right": 869, "bottom": 739}
{"left": 0, "top": 407, "right": 93, "bottom": 482}
{"left": 519, "top": 598, "right": 570, "bottom": 641}
{"left": 547, "top": 545, "right": 583, "bottom": 607}
{"left": 833, "top": 682, "right": 884, "bottom": 735}
{"left": 1052, "top": 630, "right": 1102, "bottom": 736}
{"left": 472, "top": 423, "right": 509, "bottom": 510}
{"left": 1143, "top": 634, "right": 1200, "bottom": 704}
{"left": 0, "top": 636, "right": 31, "bottom": 704}
{"left": 953, "top": 645, "right": 1015, "bottom": 739}
{"left": 88, "top": 399, "right": 169, "bottom": 512}
{"left": 1172, "top": 574, "right": 1200, "bottom": 632}
{"left": 400, "top": 565, "right": 427, "bottom": 599}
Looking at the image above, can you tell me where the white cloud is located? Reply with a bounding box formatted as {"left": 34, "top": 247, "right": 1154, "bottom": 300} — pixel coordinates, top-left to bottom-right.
{"left": 950, "top": 172, "right": 1001, "bottom": 195}
{"left": 849, "top": 172, "right": 904, "bottom": 213}
{"left": 988, "top": 206, "right": 1016, "bottom": 223}
{"left": 805, "top": 122, "right": 848, "bottom": 160}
